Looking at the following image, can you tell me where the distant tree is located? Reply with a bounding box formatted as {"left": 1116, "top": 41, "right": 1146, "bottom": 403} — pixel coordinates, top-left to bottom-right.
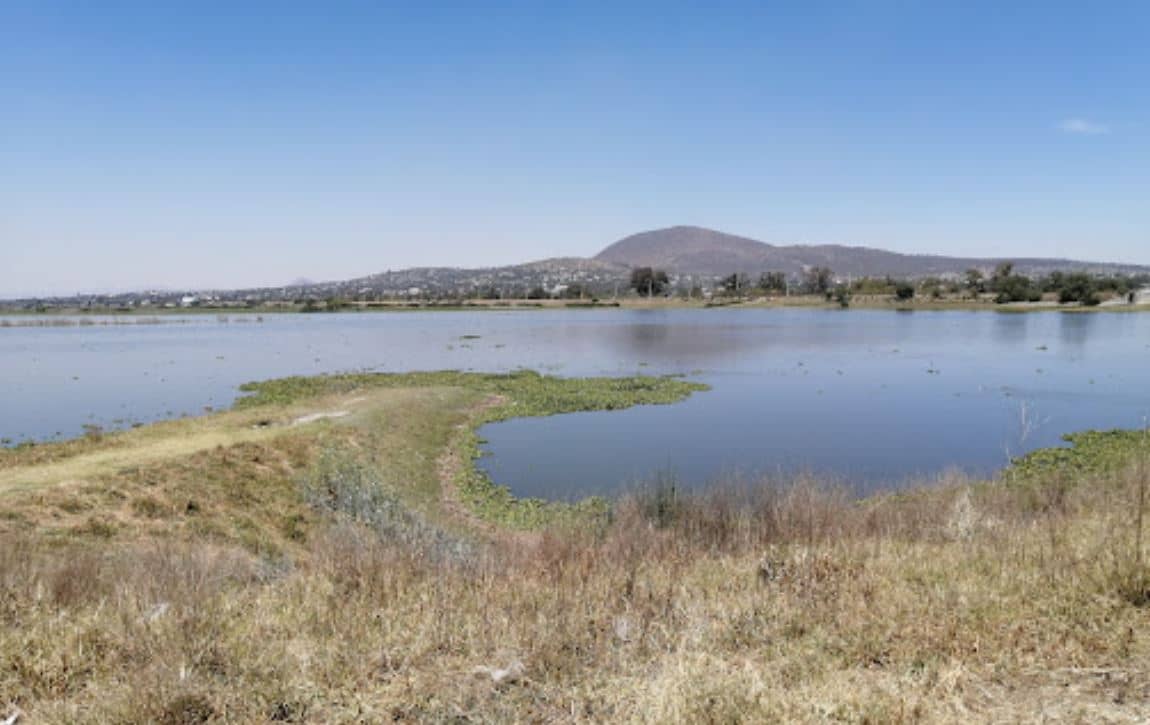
{"left": 986, "top": 261, "right": 1036, "bottom": 303}
{"left": 852, "top": 276, "right": 894, "bottom": 295}
{"left": 720, "top": 273, "right": 749, "bottom": 295}
{"left": 919, "top": 277, "right": 944, "bottom": 300}
{"left": 993, "top": 272, "right": 1041, "bottom": 304}
{"left": 630, "top": 267, "right": 669, "bottom": 297}
{"left": 758, "top": 271, "right": 787, "bottom": 294}
{"left": 803, "top": 267, "right": 834, "bottom": 295}
{"left": 990, "top": 263, "right": 1016, "bottom": 294}
{"left": 1094, "top": 274, "right": 1131, "bottom": 295}
{"left": 1055, "top": 272, "right": 1100, "bottom": 306}
{"left": 1042, "top": 271, "right": 1066, "bottom": 293}
{"left": 526, "top": 286, "right": 548, "bottom": 300}
{"left": 832, "top": 285, "right": 852, "bottom": 308}
{"left": 964, "top": 269, "right": 985, "bottom": 295}
{"left": 894, "top": 281, "right": 916, "bottom": 301}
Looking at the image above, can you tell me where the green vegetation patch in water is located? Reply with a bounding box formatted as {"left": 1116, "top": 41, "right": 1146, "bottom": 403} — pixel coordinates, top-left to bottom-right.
{"left": 1008, "top": 428, "right": 1150, "bottom": 485}
{"left": 238, "top": 370, "right": 709, "bottom": 528}
{"left": 237, "top": 369, "right": 706, "bottom": 414}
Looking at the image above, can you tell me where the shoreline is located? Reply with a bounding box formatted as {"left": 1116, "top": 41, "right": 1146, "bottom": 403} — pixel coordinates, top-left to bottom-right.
{"left": 3, "top": 368, "right": 1145, "bottom": 523}
{"left": 0, "top": 371, "right": 709, "bottom": 529}
{"left": 3, "top": 295, "right": 1149, "bottom": 318}
{"left": 3, "top": 369, "right": 1150, "bottom": 721}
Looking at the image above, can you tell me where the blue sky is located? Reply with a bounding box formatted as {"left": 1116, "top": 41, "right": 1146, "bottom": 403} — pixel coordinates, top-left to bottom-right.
{"left": 2, "top": 1, "right": 1148, "bottom": 296}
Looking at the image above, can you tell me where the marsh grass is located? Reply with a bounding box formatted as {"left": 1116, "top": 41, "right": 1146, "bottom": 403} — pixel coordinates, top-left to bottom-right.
{"left": 235, "top": 370, "right": 707, "bottom": 528}
{"left": 3, "top": 373, "right": 1150, "bottom": 721}
{"left": 301, "top": 446, "right": 476, "bottom": 564}
{"left": 235, "top": 369, "right": 707, "bottom": 413}
{"left": 4, "top": 454, "right": 1150, "bottom": 722}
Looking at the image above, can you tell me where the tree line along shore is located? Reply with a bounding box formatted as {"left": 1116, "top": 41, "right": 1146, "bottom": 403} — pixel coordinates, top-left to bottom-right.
{"left": 4, "top": 262, "right": 1149, "bottom": 315}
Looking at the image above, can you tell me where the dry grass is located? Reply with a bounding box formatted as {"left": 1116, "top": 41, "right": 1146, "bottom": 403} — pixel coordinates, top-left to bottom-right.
{"left": 3, "top": 469, "right": 1149, "bottom": 722}
{"left": 0, "top": 386, "right": 480, "bottom": 557}
{"left": 2, "top": 383, "right": 1150, "bottom": 722}
{"left": 0, "top": 387, "right": 461, "bottom": 486}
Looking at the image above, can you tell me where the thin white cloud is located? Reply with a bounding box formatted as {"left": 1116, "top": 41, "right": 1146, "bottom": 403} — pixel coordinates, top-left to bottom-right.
{"left": 1058, "top": 118, "right": 1111, "bottom": 135}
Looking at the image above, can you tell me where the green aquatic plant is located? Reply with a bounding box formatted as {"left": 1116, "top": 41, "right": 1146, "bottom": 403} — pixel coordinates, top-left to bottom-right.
{"left": 236, "top": 369, "right": 706, "bottom": 414}
{"left": 237, "top": 370, "right": 709, "bottom": 528}
{"left": 1007, "top": 428, "right": 1150, "bottom": 485}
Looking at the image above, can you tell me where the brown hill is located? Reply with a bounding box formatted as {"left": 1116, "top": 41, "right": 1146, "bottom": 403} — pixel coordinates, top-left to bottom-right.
{"left": 594, "top": 225, "right": 1146, "bottom": 278}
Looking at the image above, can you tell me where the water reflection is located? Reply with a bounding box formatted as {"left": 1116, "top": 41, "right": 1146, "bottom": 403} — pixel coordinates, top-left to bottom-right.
{"left": 3, "top": 309, "right": 1149, "bottom": 499}
{"left": 477, "top": 310, "right": 1150, "bottom": 498}
{"left": 1058, "top": 313, "right": 1090, "bottom": 351}
{"left": 991, "top": 313, "right": 1030, "bottom": 347}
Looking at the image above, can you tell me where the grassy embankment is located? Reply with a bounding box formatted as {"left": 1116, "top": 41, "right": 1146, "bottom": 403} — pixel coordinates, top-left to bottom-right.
{"left": 2, "top": 371, "right": 1150, "bottom": 722}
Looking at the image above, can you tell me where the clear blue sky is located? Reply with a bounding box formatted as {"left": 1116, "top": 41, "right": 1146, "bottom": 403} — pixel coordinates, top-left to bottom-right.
{"left": 3, "top": 1, "right": 1148, "bottom": 296}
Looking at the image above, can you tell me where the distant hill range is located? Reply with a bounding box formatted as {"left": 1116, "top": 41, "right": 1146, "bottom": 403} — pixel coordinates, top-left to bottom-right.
{"left": 594, "top": 226, "right": 1146, "bottom": 279}
{"left": 4, "top": 225, "right": 1147, "bottom": 305}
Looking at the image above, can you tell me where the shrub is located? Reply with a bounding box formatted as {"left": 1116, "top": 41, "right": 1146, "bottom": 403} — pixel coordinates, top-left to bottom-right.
{"left": 994, "top": 275, "right": 1041, "bottom": 303}
{"left": 636, "top": 472, "right": 682, "bottom": 528}
{"left": 1056, "top": 273, "right": 1099, "bottom": 305}
{"left": 301, "top": 448, "right": 474, "bottom": 563}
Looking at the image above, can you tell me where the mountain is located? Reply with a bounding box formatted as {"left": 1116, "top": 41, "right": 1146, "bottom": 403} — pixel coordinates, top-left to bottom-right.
{"left": 595, "top": 226, "right": 1145, "bottom": 279}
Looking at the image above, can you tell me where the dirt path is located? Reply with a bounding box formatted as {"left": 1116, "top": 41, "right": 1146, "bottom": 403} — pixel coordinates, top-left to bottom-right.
{"left": 3, "top": 387, "right": 542, "bottom": 548}
{"left": 0, "top": 393, "right": 375, "bottom": 496}
{"left": 434, "top": 394, "right": 542, "bottom": 546}
{"left": 0, "top": 426, "right": 286, "bottom": 495}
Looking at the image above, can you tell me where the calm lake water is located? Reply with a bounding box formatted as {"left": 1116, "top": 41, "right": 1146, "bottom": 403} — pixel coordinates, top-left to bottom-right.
{"left": 2, "top": 309, "right": 1148, "bottom": 497}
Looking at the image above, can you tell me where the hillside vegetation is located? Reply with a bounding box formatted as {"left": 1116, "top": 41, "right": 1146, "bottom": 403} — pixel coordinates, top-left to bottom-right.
{"left": 594, "top": 225, "right": 1149, "bottom": 279}
{"left": 8, "top": 225, "right": 1149, "bottom": 312}
{"left": 1, "top": 372, "right": 1149, "bottom": 722}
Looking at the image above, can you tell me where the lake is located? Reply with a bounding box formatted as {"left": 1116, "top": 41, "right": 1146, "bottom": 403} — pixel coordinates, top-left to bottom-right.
{"left": 2, "top": 309, "right": 1148, "bottom": 497}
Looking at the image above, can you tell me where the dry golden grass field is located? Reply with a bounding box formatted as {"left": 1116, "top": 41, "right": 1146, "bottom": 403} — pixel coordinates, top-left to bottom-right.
{"left": 1, "top": 371, "right": 1149, "bottom": 723}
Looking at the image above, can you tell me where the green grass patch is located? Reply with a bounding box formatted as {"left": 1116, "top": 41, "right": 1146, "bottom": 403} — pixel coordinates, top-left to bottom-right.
{"left": 236, "top": 369, "right": 706, "bottom": 412}
{"left": 238, "top": 370, "right": 708, "bottom": 528}
{"left": 1007, "top": 428, "right": 1150, "bottom": 485}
